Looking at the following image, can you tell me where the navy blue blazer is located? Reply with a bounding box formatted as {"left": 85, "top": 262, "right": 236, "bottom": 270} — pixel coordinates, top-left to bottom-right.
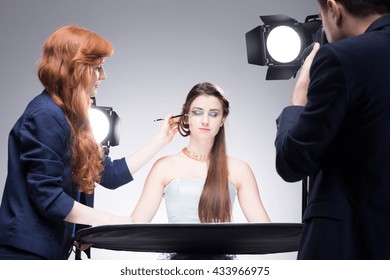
{"left": 0, "top": 91, "right": 133, "bottom": 259}
{"left": 275, "top": 14, "right": 390, "bottom": 259}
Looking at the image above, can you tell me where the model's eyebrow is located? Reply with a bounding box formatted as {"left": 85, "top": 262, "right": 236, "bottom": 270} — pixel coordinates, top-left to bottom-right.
{"left": 191, "top": 107, "right": 221, "bottom": 112}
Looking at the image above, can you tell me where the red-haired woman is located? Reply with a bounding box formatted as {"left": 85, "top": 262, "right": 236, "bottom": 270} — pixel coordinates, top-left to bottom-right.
{"left": 0, "top": 25, "right": 176, "bottom": 259}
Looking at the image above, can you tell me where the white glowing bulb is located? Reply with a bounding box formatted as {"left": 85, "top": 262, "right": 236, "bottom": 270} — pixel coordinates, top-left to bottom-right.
{"left": 266, "top": 25, "right": 301, "bottom": 63}
{"left": 89, "top": 108, "right": 110, "bottom": 143}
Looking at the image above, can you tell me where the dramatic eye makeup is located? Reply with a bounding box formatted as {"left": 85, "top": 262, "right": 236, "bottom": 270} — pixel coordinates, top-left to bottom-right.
{"left": 191, "top": 108, "right": 204, "bottom": 116}
{"left": 189, "top": 107, "right": 221, "bottom": 118}
{"left": 208, "top": 110, "right": 220, "bottom": 118}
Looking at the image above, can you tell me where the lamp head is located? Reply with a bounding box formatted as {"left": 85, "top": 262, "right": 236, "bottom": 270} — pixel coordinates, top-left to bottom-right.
{"left": 245, "top": 14, "right": 325, "bottom": 80}
{"left": 89, "top": 97, "right": 120, "bottom": 155}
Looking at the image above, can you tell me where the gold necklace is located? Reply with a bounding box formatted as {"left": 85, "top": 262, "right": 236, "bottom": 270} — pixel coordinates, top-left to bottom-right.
{"left": 182, "top": 147, "right": 209, "bottom": 162}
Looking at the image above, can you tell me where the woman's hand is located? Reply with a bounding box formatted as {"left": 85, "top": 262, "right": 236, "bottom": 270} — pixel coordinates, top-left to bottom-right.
{"left": 156, "top": 113, "right": 178, "bottom": 145}
{"left": 124, "top": 113, "right": 178, "bottom": 174}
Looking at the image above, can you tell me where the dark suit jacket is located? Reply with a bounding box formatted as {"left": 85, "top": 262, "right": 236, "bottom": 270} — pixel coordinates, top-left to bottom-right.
{"left": 275, "top": 14, "right": 390, "bottom": 259}
{"left": 0, "top": 91, "right": 133, "bottom": 259}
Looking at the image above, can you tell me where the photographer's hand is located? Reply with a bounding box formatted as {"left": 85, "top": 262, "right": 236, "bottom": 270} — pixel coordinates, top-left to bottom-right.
{"left": 291, "top": 42, "right": 320, "bottom": 106}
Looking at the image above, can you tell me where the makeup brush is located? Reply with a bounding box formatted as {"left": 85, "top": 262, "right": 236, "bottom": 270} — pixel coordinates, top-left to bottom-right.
{"left": 153, "top": 114, "right": 185, "bottom": 122}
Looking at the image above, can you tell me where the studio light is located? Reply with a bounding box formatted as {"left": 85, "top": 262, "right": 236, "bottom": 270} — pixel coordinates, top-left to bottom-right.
{"left": 245, "top": 14, "right": 325, "bottom": 80}
{"left": 89, "top": 97, "right": 120, "bottom": 155}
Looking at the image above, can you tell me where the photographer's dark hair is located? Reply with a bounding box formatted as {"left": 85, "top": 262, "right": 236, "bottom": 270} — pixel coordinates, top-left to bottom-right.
{"left": 318, "top": 0, "right": 389, "bottom": 17}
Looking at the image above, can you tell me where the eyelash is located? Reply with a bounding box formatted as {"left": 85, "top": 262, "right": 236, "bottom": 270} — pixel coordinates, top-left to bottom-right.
{"left": 191, "top": 110, "right": 220, "bottom": 118}
{"left": 191, "top": 109, "right": 203, "bottom": 116}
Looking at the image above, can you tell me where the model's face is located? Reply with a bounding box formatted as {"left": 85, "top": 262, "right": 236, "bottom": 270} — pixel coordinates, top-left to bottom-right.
{"left": 188, "top": 95, "right": 225, "bottom": 139}
{"left": 87, "top": 61, "right": 107, "bottom": 98}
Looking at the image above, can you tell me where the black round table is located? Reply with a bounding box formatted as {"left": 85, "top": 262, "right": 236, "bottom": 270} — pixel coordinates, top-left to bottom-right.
{"left": 74, "top": 223, "right": 302, "bottom": 256}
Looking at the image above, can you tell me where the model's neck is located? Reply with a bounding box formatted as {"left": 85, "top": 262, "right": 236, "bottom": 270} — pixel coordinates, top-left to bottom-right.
{"left": 187, "top": 138, "right": 214, "bottom": 155}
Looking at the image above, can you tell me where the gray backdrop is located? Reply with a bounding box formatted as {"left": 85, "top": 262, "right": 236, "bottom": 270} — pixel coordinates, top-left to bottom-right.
{"left": 0, "top": 0, "right": 318, "bottom": 259}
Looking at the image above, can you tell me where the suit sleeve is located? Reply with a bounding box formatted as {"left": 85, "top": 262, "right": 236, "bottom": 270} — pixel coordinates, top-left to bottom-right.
{"left": 99, "top": 156, "right": 133, "bottom": 189}
{"left": 19, "top": 106, "right": 74, "bottom": 222}
{"left": 275, "top": 45, "right": 349, "bottom": 182}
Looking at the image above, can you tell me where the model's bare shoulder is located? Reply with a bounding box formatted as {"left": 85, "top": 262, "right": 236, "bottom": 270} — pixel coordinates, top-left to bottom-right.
{"left": 228, "top": 156, "right": 251, "bottom": 171}
{"left": 228, "top": 157, "right": 255, "bottom": 187}
{"left": 154, "top": 151, "right": 183, "bottom": 166}
{"left": 149, "top": 152, "right": 184, "bottom": 181}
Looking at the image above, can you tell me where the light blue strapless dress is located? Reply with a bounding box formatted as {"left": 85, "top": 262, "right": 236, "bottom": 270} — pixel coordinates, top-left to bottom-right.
{"left": 163, "top": 177, "right": 237, "bottom": 223}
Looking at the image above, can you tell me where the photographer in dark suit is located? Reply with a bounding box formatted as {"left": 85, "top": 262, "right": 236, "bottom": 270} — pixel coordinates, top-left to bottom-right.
{"left": 275, "top": 0, "right": 390, "bottom": 259}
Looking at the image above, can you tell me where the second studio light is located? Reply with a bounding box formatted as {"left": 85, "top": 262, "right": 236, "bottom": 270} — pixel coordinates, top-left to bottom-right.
{"left": 245, "top": 14, "right": 325, "bottom": 80}
{"left": 89, "top": 97, "right": 120, "bottom": 155}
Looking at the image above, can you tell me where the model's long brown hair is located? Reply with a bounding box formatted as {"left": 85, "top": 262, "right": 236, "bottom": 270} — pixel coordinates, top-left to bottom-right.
{"left": 178, "top": 82, "right": 231, "bottom": 223}
{"left": 37, "top": 25, "right": 114, "bottom": 194}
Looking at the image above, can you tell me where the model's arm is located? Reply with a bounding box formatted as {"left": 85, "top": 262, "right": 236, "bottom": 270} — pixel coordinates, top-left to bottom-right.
{"left": 125, "top": 114, "right": 177, "bottom": 174}
{"left": 230, "top": 159, "right": 271, "bottom": 222}
{"left": 130, "top": 159, "right": 167, "bottom": 222}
